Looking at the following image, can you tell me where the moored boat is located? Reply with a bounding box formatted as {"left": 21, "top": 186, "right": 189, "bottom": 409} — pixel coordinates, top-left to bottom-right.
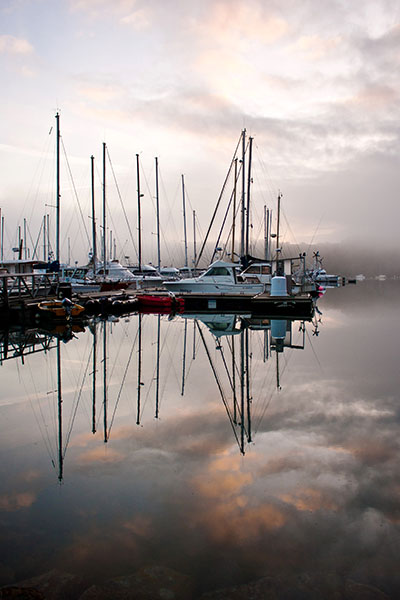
{"left": 37, "top": 300, "right": 85, "bottom": 319}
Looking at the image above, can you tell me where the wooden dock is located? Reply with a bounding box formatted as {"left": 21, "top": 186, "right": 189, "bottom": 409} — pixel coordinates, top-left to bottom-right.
{"left": 0, "top": 272, "right": 315, "bottom": 325}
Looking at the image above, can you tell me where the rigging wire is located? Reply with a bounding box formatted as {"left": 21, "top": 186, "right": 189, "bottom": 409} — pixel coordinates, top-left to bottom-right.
{"left": 63, "top": 345, "right": 93, "bottom": 457}
{"left": 107, "top": 324, "right": 139, "bottom": 437}
{"left": 60, "top": 137, "right": 91, "bottom": 248}
{"left": 106, "top": 148, "right": 138, "bottom": 261}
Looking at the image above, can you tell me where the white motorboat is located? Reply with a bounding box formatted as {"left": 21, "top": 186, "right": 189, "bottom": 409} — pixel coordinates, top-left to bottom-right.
{"left": 163, "top": 260, "right": 265, "bottom": 295}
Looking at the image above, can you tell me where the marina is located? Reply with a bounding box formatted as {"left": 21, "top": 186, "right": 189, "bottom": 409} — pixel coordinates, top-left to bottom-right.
{"left": 0, "top": 280, "right": 399, "bottom": 598}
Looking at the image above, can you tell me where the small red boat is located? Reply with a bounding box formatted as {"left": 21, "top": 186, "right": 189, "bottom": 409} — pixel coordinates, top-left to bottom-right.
{"left": 136, "top": 294, "right": 185, "bottom": 314}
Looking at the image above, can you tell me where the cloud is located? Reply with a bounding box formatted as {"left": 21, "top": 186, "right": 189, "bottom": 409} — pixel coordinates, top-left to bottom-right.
{"left": 0, "top": 34, "right": 33, "bottom": 54}
{"left": 76, "top": 446, "right": 124, "bottom": 464}
{"left": 68, "top": 0, "right": 152, "bottom": 27}
{"left": 291, "top": 34, "right": 342, "bottom": 60}
{"left": 0, "top": 491, "right": 36, "bottom": 511}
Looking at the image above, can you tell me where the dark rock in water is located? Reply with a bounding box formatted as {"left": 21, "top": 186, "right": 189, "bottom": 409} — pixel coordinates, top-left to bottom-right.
{"left": 2, "top": 570, "right": 86, "bottom": 600}
{"left": 78, "top": 566, "right": 194, "bottom": 600}
{"left": 198, "top": 573, "right": 390, "bottom": 600}
{"left": 0, "top": 587, "right": 45, "bottom": 599}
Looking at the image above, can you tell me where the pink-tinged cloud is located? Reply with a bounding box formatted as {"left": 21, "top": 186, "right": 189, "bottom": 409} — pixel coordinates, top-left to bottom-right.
{"left": 194, "top": 500, "right": 287, "bottom": 545}
{"left": 76, "top": 445, "right": 124, "bottom": 464}
{"left": 349, "top": 85, "right": 398, "bottom": 109}
{"left": 0, "top": 35, "right": 33, "bottom": 55}
{"left": 76, "top": 83, "right": 125, "bottom": 104}
{"left": 0, "top": 491, "right": 36, "bottom": 511}
{"left": 68, "top": 0, "right": 143, "bottom": 22}
{"left": 123, "top": 514, "right": 153, "bottom": 537}
{"left": 192, "top": 470, "right": 253, "bottom": 499}
{"left": 279, "top": 487, "right": 339, "bottom": 512}
{"left": 120, "top": 8, "right": 151, "bottom": 29}
{"left": 291, "top": 34, "right": 342, "bottom": 60}
{"left": 193, "top": 2, "right": 289, "bottom": 45}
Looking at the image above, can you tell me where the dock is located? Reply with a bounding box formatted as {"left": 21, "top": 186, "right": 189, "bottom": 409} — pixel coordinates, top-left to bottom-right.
{"left": 0, "top": 272, "right": 316, "bottom": 325}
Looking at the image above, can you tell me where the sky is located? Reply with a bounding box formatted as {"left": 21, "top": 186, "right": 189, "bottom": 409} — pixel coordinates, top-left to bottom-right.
{"left": 1, "top": 0, "right": 400, "bottom": 266}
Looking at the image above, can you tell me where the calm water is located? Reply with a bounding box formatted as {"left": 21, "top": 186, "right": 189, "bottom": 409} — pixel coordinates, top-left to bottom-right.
{"left": 0, "top": 281, "right": 399, "bottom": 596}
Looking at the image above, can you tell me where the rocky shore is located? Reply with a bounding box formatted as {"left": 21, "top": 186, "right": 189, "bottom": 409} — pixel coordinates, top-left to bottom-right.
{"left": 0, "top": 566, "right": 392, "bottom": 599}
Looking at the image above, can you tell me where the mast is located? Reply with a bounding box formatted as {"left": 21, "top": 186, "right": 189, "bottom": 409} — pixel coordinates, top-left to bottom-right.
{"left": 240, "top": 328, "right": 245, "bottom": 455}
{"left": 91, "top": 155, "right": 97, "bottom": 275}
{"left": 47, "top": 214, "right": 50, "bottom": 261}
{"left": 181, "top": 319, "right": 187, "bottom": 396}
{"left": 231, "top": 158, "right": 238, "bottom": 261}
{"left": 155, "top": 157, "right": 161, "bottom": 271}
{"left": 245, "top": 327, "right": 252, "bottom": 443}
{"left": 276, "top": 192, "right": 282, "bottom": 275}
{"left": 192, "top": 210, "right": 197, "bottom": 269}
{"left": 240, "top": 128, "right": 246, "bottom": 258}
{"left": 103, "top": 319, "right": 108, "bottom": 443}
{"left": 102, "top": 143, "right": 107, "bottom": 271}
{"left": 136, "top": 313, "right": 142, "bottom": 425}
{"left": 57, "top": 339, "right": 63, "bottom": 482}
{"left": 136, "top": 154, "right": 142, "bottom": 271}
{"left": 232, "top": 333, "right": 237, "bottom": 424}
{"left": 182, "top": 174, "right": 188, "bottom": 269}
{"left": 92, "top": 321, "right": 97, "bottom": 434}
{"left": 264, "top": 206, "right": 268, "bottom": 260}
{"left": 245, "top": 136, "right": 253, "bottom": 257}
{"left": 276, "top": 192, "right": 282, "bottom": 255}
{"left": 1, "top": 212, "right": 4, "bottom": 262}
{"left": 155, "top": 314, "right": 161, "bottom": 419}
{"left": 24, "top": 218, "right": 27, "bottom": 260}
{"left": 55, "top": 112, "right": 60, "bottom": 265}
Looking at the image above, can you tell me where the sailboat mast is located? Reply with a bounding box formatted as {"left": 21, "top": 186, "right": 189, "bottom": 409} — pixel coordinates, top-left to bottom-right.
{"left": 57, "top": 339, "right": 63, "bottom": 482}
{"left": 91, "top": 155, "right": 97, "bottom": 275}
{"left": 1, "top": 213, "right": 4, "bottom": 262}
{"left": 245, "top": 328, "right": 252, "bottom": 443}
{"left": 102, "top": 143, "right": 107, "bottom": 271}
{"left": 155, "top": 314, "right": 161, "bottom": 419}
{"left": 231, "top": 158, "right": 237, "bottom": 261}
{"left": 92, "top": 321, "right": 97, "bottom": 434}
{"left": 192, "top": 210, "right": 197, "bottom": 268}
{"left": 24, "top": 218, "right": 27, "bottom": 260}
{"left": 181, "top": 319, "right": 188, "bottom": 396}
{"left": 136, "top": 154, "right": 142, "bottom": 271}
{"left": 103, "top": 319, "right": 108, "bottom": 443}
{"left": 55, "top": 112, "right": 60, "bottom": 265}
{"left": 181, "top": 174, "right": 188, "bottom": 269}
{"left": 245, "top": 136, "right": 253, "bottom": 257}
{"left": 232, "top": 334, "right": 237, "bottom": 424}
{"left": 240, "top": 328, "right": 245, "bottom": 454}
{"left": 136, "top": 313, "right": 142, "bottom": 425}
{"left": 240, "top": 128, "right": 246, "bottom": 259}
{"left": 276, "top": 191, "right": 281, "bottom": 254}
{"left": 155, "top": 157, "right": 161, "bottom": 271}
{"left": 264, "top": 206, "right": 268, "bottom": 259}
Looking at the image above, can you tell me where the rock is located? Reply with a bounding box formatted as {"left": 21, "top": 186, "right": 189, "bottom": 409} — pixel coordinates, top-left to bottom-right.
{"left": 0, "top": 587, "right": 45, "bottom": 599}
{"left": 78, "top": 566, "right": 195, "bottom": 600}
{"left": 4, "top": 570, "right": 86, "bottom": 600}
{"left": 198, "top": 573, "right": 390, "bottom": 600}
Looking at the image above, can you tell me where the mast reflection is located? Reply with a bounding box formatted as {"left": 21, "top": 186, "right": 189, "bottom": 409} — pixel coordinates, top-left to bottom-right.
{"left": 0, "top": 304, "right": 323, "bottom": 479}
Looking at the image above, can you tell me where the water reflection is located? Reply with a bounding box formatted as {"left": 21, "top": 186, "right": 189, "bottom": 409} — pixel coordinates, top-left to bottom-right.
{"left": 1, "top": 310, "right": 319, "bottom": 483}
{"left": 1, "top": 287, "right": 399, "bottom": 597}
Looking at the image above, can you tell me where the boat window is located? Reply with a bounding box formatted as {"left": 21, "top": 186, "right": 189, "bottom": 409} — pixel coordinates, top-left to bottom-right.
{"left": 245, "top": 266, "right": 260, "bottom": 274}
{"left": 261, "top": 265, "right": 271, "bottom": 274}
{"left": 207, "top": 267, "right": 231, "bottom": 277}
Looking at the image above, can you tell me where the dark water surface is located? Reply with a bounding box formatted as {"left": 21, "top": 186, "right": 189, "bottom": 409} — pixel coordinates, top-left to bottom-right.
{"left": 1, "top": 281, "right": 399, "bottom": 596}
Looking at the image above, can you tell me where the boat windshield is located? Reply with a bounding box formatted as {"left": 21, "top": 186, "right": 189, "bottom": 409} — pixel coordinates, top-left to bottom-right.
{"left": 205, "top": 267, "right": 232, "bottom": 277}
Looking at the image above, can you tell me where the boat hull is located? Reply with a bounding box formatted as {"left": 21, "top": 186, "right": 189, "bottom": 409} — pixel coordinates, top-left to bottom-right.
{"left": 164, "top": 281, "right": 264, "bottom": 295}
